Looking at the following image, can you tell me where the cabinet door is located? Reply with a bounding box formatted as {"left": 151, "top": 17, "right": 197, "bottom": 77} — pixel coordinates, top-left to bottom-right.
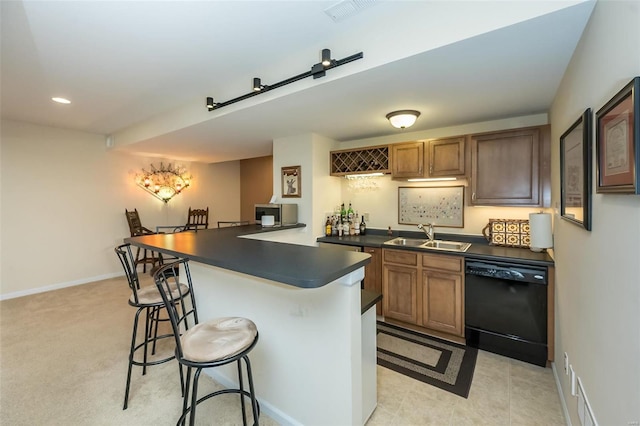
{"left": 383, "top": 264, "right": 418, "bottom": 324}
{"left": 391, "top": 142, "right": 424, "bottom": 178}
{"left": 422, "top": 270, "right": 463, "bottom": 336}
{"left": 428, "top": 137, "right": 466, "bottom": 177}
{"left": 470, "top": 127, "right": 541, "bottom": 205}
{"left": 363, "top": 247, "right": 382, "bottom": 315}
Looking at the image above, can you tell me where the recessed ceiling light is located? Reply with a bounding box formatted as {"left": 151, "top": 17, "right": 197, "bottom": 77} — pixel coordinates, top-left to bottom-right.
{"left": 51, "top": 97, "right": 71, "bottom": 104}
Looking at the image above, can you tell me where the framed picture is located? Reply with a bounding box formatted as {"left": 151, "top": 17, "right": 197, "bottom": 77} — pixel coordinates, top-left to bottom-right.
{"left": 398, "top": 185, "right": 464, "bottom": 227}
{"left": 281, "top": 165, "right": 301, "bottom": 198}
{"left": 595, "top": 76, "right": 640, "bottom": 194}
{"left": 560, "top": 108, "right": 592, "bottom": 230}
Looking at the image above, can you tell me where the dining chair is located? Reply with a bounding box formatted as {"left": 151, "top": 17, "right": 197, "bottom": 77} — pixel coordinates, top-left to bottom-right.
{"left": 154, "top": 260, "right": 260, "bottom": 426}
{"left": 115, "top": 243, "right": 185, "bottom": 410}
{"left": 125, "top": 208, "right": 162, "bottom": 273}
{"left": 175, "top": 207, "right": 209, "bottom": 232}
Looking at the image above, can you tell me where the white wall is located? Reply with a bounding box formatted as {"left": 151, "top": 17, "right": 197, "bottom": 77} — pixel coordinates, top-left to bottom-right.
{"left": 549, "top": 1, "right": 640, "bottom": 424}
{"left": 0, "top": 120, "right": 240, "bottom": 298}
{"left": 272, "top": 133, "right": 341, "bottom": 245}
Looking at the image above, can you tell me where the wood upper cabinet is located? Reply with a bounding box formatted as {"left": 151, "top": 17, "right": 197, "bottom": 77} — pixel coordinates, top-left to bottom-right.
{"left": 362, "top": 246, "right": 382, "bottom": 315}
{"left": 421, "top": 253, "right": 464, "bottom": 337}
{"left": 382, "top": 249, "right": 418, "bottom": 324}
{"left": 470, "top": 126, "right": 550, "bottom": 206}
{"left": 391, "top": 141, "right": 424, "bottom": 178}
{"left": 427, "top": 136, "right": 466, "bottom": 177}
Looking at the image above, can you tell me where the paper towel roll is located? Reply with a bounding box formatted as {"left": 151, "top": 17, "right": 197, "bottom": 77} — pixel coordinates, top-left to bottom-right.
{"left": 529, "top": 212, "right": 553, "bottom": 252}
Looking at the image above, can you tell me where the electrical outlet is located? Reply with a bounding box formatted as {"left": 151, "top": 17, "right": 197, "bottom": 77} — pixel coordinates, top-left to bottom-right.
{"left": 364, "top": 213, "right": 370, "bottom": 222}
{"left": 564, "top": 352, "right": 569, "bottom": 375}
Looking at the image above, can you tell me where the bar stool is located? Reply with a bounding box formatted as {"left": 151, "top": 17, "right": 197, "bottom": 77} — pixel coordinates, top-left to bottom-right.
{"left": 154, "top": 260, "right": 260, "bottom": 426}
{"left": 115, "top": 243, "right": 185, "bottom": 410}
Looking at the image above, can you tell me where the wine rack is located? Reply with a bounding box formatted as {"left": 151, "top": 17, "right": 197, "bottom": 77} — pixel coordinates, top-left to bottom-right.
{"left": 330, "top": 145, "right": 390, "bottom": 176}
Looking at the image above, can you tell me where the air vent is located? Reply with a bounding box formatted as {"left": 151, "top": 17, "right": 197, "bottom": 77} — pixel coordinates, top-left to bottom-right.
{"left": 324, "top": 0, "right": 377, "bottom": 22}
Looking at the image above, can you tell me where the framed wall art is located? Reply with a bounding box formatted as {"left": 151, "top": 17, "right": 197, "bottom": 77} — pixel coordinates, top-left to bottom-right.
{"left": 560, "top": 108, "right": 592, "bottom": 230}
{"left": 398, "top": 185, "right": 464, "bottom": 227}
{"left": 595, "top": 76, "right": 640, "bottom": 194}
{"left": 281, "top": 165, "right": 301, "bottom": 198}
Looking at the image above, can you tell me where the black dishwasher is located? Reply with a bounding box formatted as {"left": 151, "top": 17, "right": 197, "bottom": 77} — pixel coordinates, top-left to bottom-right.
{"left": 465, "top": 259, "right": 548, "bottom": 366}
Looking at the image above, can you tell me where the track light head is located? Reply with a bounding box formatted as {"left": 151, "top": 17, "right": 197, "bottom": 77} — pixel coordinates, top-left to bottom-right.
{"left": 321, "top": 49, "right": 332, "bottom": 67}
{"left": 206, "top": 97, "right": 216, "bottom": 111}
{"left": 253, "top": 78, "right": 263, "bottom": 92}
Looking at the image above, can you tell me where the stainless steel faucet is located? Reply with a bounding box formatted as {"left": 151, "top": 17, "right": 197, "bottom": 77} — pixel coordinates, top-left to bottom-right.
{"left": 417, "top": 223, "right": 435, "bottom": 241}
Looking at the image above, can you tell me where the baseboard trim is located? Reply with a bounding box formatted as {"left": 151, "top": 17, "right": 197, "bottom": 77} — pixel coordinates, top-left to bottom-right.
{"left": 0, "top": 271, "right": 124, "bottom": 301}
{"left": 551, "top": 361, "right": 572, "bottom": 426}
{"left": 204, "top": 369, "right": 303, "bottom": 426}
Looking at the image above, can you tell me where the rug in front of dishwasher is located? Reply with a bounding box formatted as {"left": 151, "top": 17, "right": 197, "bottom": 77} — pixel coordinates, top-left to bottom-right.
{"left": 376, "top": 321, "right": 477, "bottom": 398}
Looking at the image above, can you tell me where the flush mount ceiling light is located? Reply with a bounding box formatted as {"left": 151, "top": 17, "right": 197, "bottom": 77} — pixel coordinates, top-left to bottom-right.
{"left": 206, "top": 48, "right": 363, "bottom": 111}
{"left": 51, "top": 97, "right": 71, "bottom": 104}
{"left": 386, "top": 110, "right": 421, "bottom": 129}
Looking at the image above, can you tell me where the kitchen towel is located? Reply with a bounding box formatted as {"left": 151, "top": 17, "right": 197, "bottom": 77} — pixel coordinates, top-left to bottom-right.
{"left": 529, "top": 212, "right": 553, "bottom": 252}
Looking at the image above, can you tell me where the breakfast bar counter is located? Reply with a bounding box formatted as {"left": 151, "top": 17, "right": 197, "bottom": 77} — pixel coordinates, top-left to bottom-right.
{"left": 126, "top": 225, "right": 376, "bottom": 426}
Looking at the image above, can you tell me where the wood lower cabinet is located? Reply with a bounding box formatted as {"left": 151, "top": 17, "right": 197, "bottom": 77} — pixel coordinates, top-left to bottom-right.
{"left": 421, "top": 253, "right": 464, "bottom": 336}
{"left": 382, "top": 249, "right": 419, "bottom": 324}
{"left": 382, "top": 249, "right": 464, "bottom": 337}
{"left": 362, "top": 246, "right": 382, "bottom": 315}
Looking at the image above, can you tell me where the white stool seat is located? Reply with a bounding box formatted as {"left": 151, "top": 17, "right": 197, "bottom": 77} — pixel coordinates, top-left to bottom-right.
{"left": 181, "top": 317, "right": 258, "bottom": 363}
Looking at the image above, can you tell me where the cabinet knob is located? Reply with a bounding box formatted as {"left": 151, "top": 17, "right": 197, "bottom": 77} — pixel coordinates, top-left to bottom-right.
{"left": 429, "top": 164, "right": 433, "bottom": 175}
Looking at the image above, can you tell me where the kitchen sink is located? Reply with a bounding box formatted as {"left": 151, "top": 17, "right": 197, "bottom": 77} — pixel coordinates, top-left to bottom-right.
{"left": 383, "top": 237, "right": 431, "bottom": 247}
{"left": 383, "top": 237, "right": 471, "bottom": 252}
{"left": 422, "top": 240, "right": 471, "bottom": 252}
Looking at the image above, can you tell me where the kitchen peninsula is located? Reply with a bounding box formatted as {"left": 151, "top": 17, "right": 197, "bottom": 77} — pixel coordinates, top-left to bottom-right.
{"left": 125, "top": 224, "right": 376, "bottom": 426}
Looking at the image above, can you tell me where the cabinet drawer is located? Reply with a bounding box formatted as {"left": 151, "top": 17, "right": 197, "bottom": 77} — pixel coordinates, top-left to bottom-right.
{"left": 383, "top": 249, "right": 418, "bottom": 266}
{"left": 422, "top": 253, "right": 462, "bottom": 273}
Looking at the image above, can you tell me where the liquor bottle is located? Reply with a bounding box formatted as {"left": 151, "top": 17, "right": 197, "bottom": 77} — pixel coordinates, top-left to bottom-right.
{"left": 325, "top": 217, "right": 332, "bottom": 237}
{"left": 332, "top": 216, "right": 339, "bottom": 236}
{"left": 347, "top": 203, "right": 354, "bottom": 222}
{"left": 359, "top": 215, "right": 366, "bottom": 235}
{"left": 354, "top": 217, "right": 360, "bottom": 235}
{"left": 340, "top": 203, "right": 346, "bottom": 223}
{"left": 338, "top": 217, "right": 343, "bottom": 237}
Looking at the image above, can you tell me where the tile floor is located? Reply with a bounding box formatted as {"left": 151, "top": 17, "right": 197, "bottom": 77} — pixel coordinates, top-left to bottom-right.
{"left": 367, "top": 350, "right": 566, "bottom": 425}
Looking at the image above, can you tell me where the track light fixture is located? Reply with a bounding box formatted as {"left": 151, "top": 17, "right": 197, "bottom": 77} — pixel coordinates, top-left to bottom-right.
{"left": 206, "top": 97, "right": 216, "bottom": 111}
{"left": 253, "top": 78, "right": 264, "bottom": 92}
{"left": 205, "top": 48, "right": 363, "bottom": 111}
{"left": 321, "top": 49, "right": 333, "bottom": 67}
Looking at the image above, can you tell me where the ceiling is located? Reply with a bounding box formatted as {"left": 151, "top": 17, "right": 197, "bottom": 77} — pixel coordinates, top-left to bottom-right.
{"left": 1, "top": 0, "right": 595, "bottom": 164}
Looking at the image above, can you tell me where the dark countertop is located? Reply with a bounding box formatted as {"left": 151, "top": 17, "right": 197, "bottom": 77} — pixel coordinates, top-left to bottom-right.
{"left": 361, "top": 290, "right": 383, "bottom": 315}
{"left": 317, "top": 229, "right": 554, "bottom": 267}
{"left": 125, "top": 224, "right": 371, "bottom": 289}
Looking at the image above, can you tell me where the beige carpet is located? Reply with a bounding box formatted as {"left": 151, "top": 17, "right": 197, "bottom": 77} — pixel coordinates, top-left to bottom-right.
{"left": 0, "top": 275, "right": 276, "bottom": 426}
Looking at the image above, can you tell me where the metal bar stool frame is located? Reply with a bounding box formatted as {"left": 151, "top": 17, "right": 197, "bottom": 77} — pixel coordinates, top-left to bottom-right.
{"left": 115, "top": 243, "right": 184, "bottom": 410}
{"left": 154, "top": 260, "right": 260, "bottom": 426}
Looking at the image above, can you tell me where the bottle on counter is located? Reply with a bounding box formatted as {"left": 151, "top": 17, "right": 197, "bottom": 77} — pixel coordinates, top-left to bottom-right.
{"left": 354, "top": 217, "right": 360, "bottom": 235}
{"left": 332, "top": 216, "right": 339, "bottom": 236}
{"left": 338, "top": 218, "right": 343, "bottom": 237}
{"left": 349, "top": 221, "right": 356, "bottom": 236}
{"left": 347, "top": 203, "right": 354, "bottom": 222}
{"left": 325, "top": 217, "right": 332, "bottom": 237}
{"left": 343, "top": 220, "right": 350, "bottom": 236}
{"left": 359, "top": 215, "right": 366, "bottom": 235}
{"left": 340, "top": 203, "right": 346, "bottom": 223}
